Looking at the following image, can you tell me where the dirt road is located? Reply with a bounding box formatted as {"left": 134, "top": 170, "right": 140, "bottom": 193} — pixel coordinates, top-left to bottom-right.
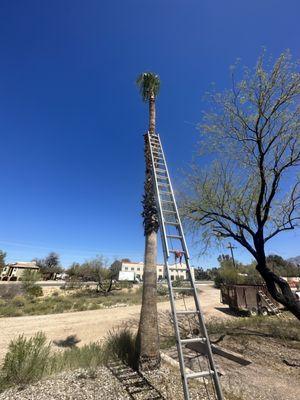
{"left": 0, "top": 284, "right": 228, "bottom": 360}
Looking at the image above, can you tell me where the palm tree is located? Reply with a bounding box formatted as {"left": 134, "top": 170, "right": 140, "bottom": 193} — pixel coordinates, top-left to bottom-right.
{"left": 135, "top": 72, "right": 161, "bottom": 370}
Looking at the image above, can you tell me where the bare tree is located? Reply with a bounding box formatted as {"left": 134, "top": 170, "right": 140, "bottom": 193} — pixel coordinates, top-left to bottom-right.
{"left": 182, "top": 51, "right": 300, "bottom": 319}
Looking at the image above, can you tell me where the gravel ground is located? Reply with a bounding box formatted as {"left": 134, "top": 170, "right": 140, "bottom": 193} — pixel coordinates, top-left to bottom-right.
{"left": 0, "top": 367, "right": 132, "bottom": 400}
{"left": 0, "top": 361, "right": 218, "bottom": 400}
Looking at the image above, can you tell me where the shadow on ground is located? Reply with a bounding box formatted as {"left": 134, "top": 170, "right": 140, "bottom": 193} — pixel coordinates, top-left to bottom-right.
{"left": 53, "top": 335, "right": 81, "bottom": 348}
{"left": 214, "top": 307, "right": 241, "bottom": 317}
{"left": 108, "top": 360, "right": 165, "bottom": 400}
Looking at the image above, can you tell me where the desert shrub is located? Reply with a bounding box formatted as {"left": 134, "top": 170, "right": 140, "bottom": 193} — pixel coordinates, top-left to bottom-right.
{"left": 104, "top": 328, "right": 137, "bottom": 368}
{"left": 61, "top": 279, "right": 83, "bottom": 290}
{"left": 26, "top": 285, "right": 43, "bottom": 297}
{"left": 0, "top": 299, "right": 6, "bottom": 307}
{"left": 157, "top": 284, "right": 168, "bottom": 296}
{"left": 0, "top": 334, "right": 106, "bottom": 390}
{"left": 51, "top": 291, "right": 59, "bottom": 297}
{"left": 207, "top": 315, "right": 300, "bottom": 342}
{"left": 1, "top": 332, "right": 51, "bottom": 387}
{"left": 12, "top": 295, "right": 26, "bottom": 307}
{"left": 50, "top": 342, "right": 105, "bottom": 373}
{"left": 21, "top": 270, "right": 43, "bottom": 298}
{"left": 0, "top": 284, "right": 24, "bottom": 299}
{"left": 118, "top": 281, "right": 133, "bottom": 289}
{"left": 172, "top": 276, "right": 184, "bottom": 287}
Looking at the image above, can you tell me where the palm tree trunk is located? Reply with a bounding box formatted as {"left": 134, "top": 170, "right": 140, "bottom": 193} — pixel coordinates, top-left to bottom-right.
{"left": 136, "top": 229, "right": 160, "bottom": 370}
{"left": 149, "top": 94, "right": 155, "bottom": 134}
{"left": 136, "top": 93, "right": 160, "bottom": 371}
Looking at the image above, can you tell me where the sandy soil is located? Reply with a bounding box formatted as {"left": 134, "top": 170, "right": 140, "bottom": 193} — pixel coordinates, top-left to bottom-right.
{"left": 0, "top": 284, "right": 229, "bottom": 360}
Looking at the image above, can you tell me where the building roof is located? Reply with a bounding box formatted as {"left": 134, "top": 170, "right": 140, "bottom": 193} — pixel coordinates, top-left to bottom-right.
{"left": 7, "top": 262, "right": 39, "bottom": 269}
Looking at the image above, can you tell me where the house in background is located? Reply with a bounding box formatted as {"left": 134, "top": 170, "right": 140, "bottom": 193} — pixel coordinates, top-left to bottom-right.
{"left": 120, "top": 260, "right": 194, "bottom": 281}
{"left": 0, "top": 262, "right": 39, "bottom": 281}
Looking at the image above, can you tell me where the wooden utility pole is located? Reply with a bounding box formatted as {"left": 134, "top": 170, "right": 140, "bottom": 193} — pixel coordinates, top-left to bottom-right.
{"left": 227, "top": 243, "right": 237, "bottom": 268}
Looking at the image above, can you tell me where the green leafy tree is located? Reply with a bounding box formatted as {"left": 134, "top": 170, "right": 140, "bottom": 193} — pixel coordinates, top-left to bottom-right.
{"left": 110, "top": 260, "right": 122, "bottom": 279}
{"left": 194, "top": 267, "right": 211, "bottom": 280}
{"left": 135, "top": 72, "right": 161, "bottom": 370}
{"left": 182, "top": 51, "right": 300, "bottom": 319}
{"left": 266, "top": 254, "right": 299, "bottom": 277}
{"left": 66, "top": 257, "right": 119, "bottom": 295}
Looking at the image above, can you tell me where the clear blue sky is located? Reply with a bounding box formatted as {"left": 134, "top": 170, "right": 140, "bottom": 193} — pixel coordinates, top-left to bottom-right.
{"left": 0, "top": 1, "right": 299, "bottom": 268}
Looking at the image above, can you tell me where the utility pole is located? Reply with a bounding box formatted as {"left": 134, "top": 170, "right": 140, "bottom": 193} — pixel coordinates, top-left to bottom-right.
{"left": 227, "top": 242, "right": 237, "bottom": 268}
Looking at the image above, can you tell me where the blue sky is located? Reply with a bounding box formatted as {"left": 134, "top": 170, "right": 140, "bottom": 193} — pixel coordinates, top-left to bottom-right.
{"left": 0, "top": 1, "right": 299, "bottom": 268}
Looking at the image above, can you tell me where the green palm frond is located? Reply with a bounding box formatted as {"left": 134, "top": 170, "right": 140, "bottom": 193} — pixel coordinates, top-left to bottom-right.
{"left": 136, "top": 72, "right": 160, "bottom": 101}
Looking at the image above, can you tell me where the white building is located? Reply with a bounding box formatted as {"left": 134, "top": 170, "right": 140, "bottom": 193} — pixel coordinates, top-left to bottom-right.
{"left": 0, "top": 262, "right": 39, "bottom": 281}
{"left": 120, "top": 261, "right": 194, "bottom": 281}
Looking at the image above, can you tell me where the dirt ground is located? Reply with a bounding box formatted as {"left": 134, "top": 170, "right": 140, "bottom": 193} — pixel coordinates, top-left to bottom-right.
{"left": 0, "top": 284, "right": 229, "bottom": 361}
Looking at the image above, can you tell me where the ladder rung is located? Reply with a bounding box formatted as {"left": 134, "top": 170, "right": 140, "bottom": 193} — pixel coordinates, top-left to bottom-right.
{"left": 158, "top": 183, "right": 170, "bottom": 187}
{"left": 155, "top": 168, "right": 167, "bottom": 173}
{"left": 164, "top": 220, "right": 179, "bottom": 226}
{"left": 172, "top": 287, "right": 193, "bottom": 290}
{"left": 167, "top": 234, "right": 183, "bottom": 239}
{"left": 181, "top": 337, "right": 206, "bottom": 344}
{"left": 186, "top": 370, "right": 214, "bottom": 379}
{"left": 177, "top": 310, "right": 199, "bottom": 315}
{"left": 162, "top": 209, "right": 176, "bottom": 214}
{"left": 161, "top": 200, "right": 174, "bottom": 204}
{"left": 157, "top": 175, "right": 168, "bottom": 180}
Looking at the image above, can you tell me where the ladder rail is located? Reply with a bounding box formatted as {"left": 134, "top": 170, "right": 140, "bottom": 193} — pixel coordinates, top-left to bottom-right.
{"left": 147, "top": 133, "right": 190, "bottom": 398}
{"left": 148, "top": 133, "right": 170, "bottom": 257}
{"left": 156, "top": 134, "right": 190, "bottom": 260}
{"left": 148, "top": 132, "right": 224, "bottom": 400}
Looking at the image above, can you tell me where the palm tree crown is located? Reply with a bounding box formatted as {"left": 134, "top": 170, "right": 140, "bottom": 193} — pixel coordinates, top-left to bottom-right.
{"left": 136, "top": 72, "right": 160, "bottom": 101}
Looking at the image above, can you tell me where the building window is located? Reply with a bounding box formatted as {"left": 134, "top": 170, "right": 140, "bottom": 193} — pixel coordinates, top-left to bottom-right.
{"left": 137, "top": 268, "right": 140, "bottom": 271}
{"left": 125, "top": 267, "right": 128, "bottom": 271}
{"left": 171, "top": 276, "right": 174, "bottom": 281}
{"left": 158, "top": 275, "right": 163, "bottom": 280}
{"left": 131, "top": 268, "right": 134, "bottom": 271}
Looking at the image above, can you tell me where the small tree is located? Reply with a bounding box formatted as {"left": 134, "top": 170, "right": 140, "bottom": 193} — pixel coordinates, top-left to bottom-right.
{"left": 34, "top": 252, "right": 62, "bottom": 280}
{"left": 0, "top": 250, "right": 6, "bottom": 270}
{"left": 182, "top": 51, "right": 300, "bottom": 319}
{"left": 66, "top": 257, "right": 120, "bottom": 295}
{"left": 110, "top": 260, "right": 122, "bottom": 279}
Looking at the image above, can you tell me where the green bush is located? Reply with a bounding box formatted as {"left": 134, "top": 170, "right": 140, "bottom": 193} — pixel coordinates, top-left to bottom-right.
{"left": 157, "top": 284, "right": 168, "bottom": 296}
{"left": 104, "top": 328, "right": 137, "bottom": 368}
{"left": 172, "top": 276, "right": 184, "bottom": 287}
{"left": 207, "top": 315, "right": 300, "bottom": 341}
{"left": 0, "top": 299, "right": 7, "bottom": 307}
{"left": 21, "top": 270, "right": 43, "bottom": 298}
{"left": 26, "top": 285, "right": 43, "bottom": 297}
{"left": 50, "top": 342, "right": 105, "bottom": 373}
{"left": 1, "top": 332, "right": 51, "bottom": 386}
{"left": 0, "top": 333, "right": 107, "bottom": 390}
{"left": 12, "top": 295, "right": 26, "bottom": 307}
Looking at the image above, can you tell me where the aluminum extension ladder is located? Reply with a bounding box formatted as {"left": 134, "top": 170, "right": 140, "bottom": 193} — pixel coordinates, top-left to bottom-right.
{"left": 258, "top": 290, "right": 285, "bottom": 318}
{"left": 148, "top": 132, "right": 223, "bottom": 400}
